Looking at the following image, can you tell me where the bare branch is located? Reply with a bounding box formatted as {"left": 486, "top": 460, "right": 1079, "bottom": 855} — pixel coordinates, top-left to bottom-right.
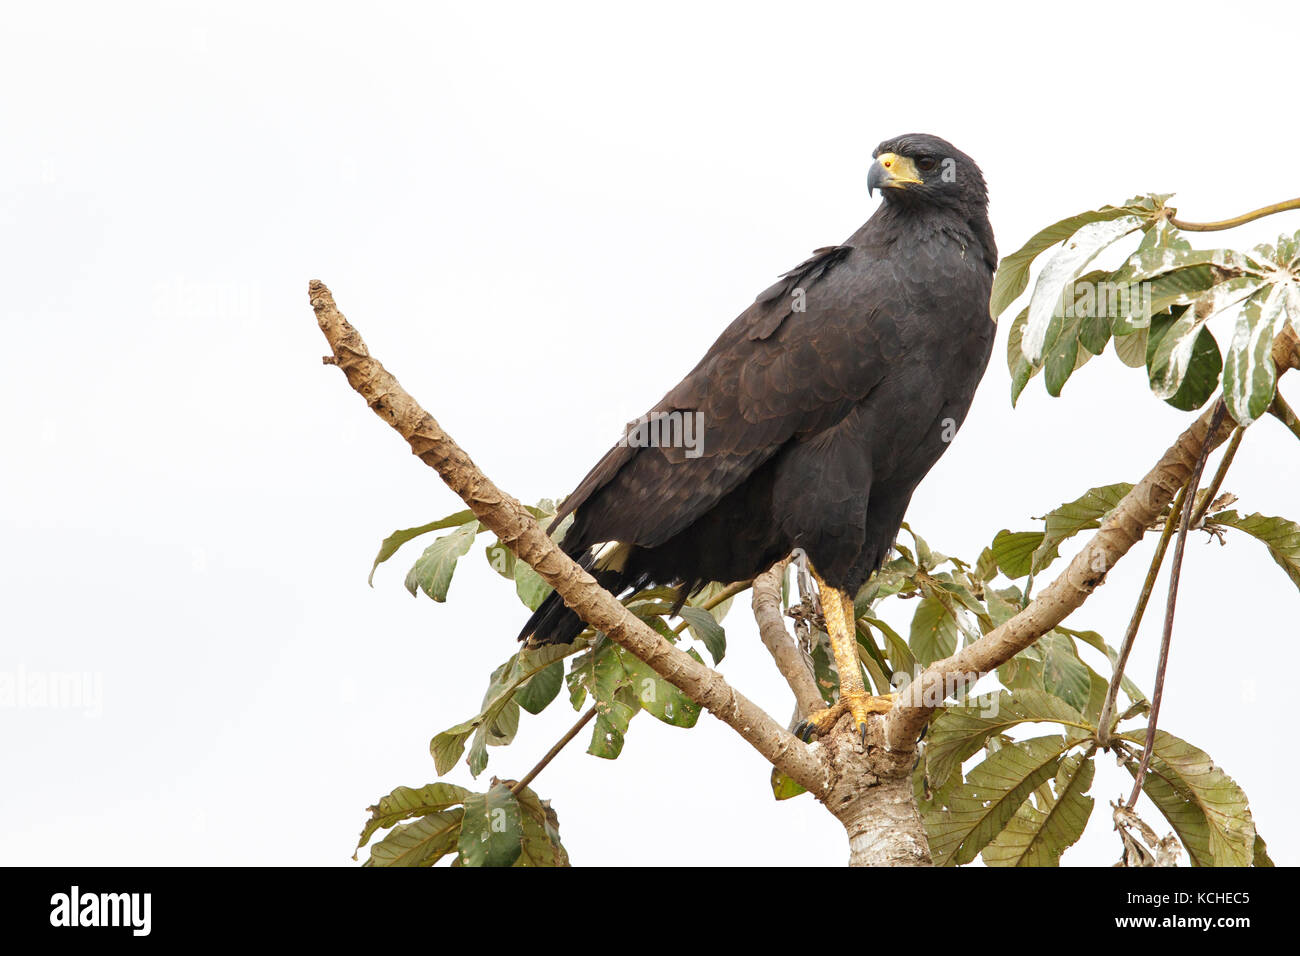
{"left": 308, "top": 281, "right": 831, "bottom": 797}
{"left": 751, "top": 558, "right": 824, "bottom": 719}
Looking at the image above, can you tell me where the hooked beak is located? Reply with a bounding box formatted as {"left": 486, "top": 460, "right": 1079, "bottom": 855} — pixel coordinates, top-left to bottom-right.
{"left": 868, "top": 152, "right": 923, "bottom": 196}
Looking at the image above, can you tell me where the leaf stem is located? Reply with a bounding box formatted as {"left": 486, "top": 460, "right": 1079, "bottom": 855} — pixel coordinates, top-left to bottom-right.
{"left": 1096, "top": 482, "right": 1187, "bottom": 746}
{"left": 1189, "top": 425, "right": 1244, "bottom": 529}
{"left": 671, "top": 578, "right": 753, "bottom": 635}
{"left": 511, "top": 705, "right": 597, "bottom": 796}
{"left": 1126, "top": 402, "right": 1226, "bottom": 808}
{"left": 1169, "top": 197, "right": 1300, "bottom": 232}
{"left": 1269, "top": 390, "right": 1300, "bottom": 443}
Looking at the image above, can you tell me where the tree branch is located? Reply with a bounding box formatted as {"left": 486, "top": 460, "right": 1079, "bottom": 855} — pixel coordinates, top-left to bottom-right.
{"left": 751, "top": 558, "right": 825, "bottom": 719}
{"left": 885, "top": 323, "right": 1300, "bottom": 750}
{"left": 309, "top": 281, "right": 831, "bottom": 797}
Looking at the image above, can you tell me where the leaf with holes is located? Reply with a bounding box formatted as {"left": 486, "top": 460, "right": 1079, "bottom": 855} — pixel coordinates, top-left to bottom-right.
{"left": 365, "top": 809, "right": 464, "bottom": 867}
{"left": 458, "top": 783, "right": 524, "bottom": 867}
{"left": 1119, "top": 730, "right": 1255, "bottom": 867}
{"left": 357, "top": 782, "right": 471, "bottom": 854}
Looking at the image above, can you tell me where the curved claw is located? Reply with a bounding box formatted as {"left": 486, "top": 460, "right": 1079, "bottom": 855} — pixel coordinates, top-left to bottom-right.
{"left": 796, "top": 693, "right": 895, "bottom": 745}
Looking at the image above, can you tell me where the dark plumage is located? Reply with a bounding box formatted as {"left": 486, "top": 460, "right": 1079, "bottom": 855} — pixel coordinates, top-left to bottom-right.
{"left": 522, "top": 133, "right": 996, "bottom": 646}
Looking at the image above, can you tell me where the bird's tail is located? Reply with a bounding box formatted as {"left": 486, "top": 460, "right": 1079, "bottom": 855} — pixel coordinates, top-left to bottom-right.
{"left": 517, "top": 542, "right": 635, "bottom": 646}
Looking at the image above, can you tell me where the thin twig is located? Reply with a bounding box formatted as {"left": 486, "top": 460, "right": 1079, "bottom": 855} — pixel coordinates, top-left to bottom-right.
{"left": 1188, "top": 426, "right": 1244, "bottom": 529}
{"left": 1127, "top": 403, "right": 1226, "bottom": 807}
{"left": 1095, "top": 482, "right": 1188, "bottom": 746}
{"left": 512, "top": 705, "right": 598, "bottom": 796}
{"left": 1169, "top": 197, "right": 1300, "bottom": 232}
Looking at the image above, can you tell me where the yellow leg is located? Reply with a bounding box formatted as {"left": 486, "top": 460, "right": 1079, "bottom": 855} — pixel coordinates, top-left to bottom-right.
{"left": 794, "top": 571, "right": 895, "bottom": 745}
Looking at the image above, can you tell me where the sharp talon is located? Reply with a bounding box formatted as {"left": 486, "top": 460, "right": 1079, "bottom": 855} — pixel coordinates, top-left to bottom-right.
{"left": 794, "top": 721, "right": 812, "bottom": 742}
{"left": 859, "top": 723, "right": 868, "bottom": 747}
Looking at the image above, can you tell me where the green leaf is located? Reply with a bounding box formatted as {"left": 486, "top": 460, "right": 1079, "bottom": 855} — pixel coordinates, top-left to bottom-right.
{"left": 1146, "top": 307, "right": 1223, "bottom": 412}
{"left": 513, "top": 561, "right": 551, "bottom": 612}
{"left": 1041, "top": 269, "right": 1113, "bottom": 397}
{"left": 484, "top": 540, "right": 516, "bottom": 579}
{"left": 589, "top": 692, "right": 637, "bottom": 759}
{"left": 1034, "top": 483, "right": 1133, "bottom": 571}
{"left": 1210, "top": 510, "right": 1300, "bottom": 593}
{"left": 1119, "top": 730, "right": 1255, "bottom": 867}
{"left": 1078, "top": 309, "right": 1112, "bottom": 356}
{"left": 1224, "top": 281, "right": 1291, "bottom": 425}
{"left": 1057, "top": 626, "right": 1147, "bottom": 709}
{"left": 678, "top": 605, "right": 727, "bottom": 665}
{"left": 370, "top": 509, "right": 477, "bottom": 585}
{"left": 515, "top": 661, "right": 564, "bottom": 715}
{"left": 1007, "top": 307, "right": 1039, "bottom": 406}
{"left": 991, "top": 200, "right": 1158, "bottom": 320}
{"left": 1146, "top": 305, "right": 1205, "bottom": 399}
{"left": 925, "top": 734, "right": 1084, "bottom": 866}
{"left": 1143, "top": 263, "right": 1228, "bottom": 317}
{"left": 981, "top": 748, "right": 1096, "bottom": 867}
{"left": 458, "top": 783, "right": 524, "bottom": 867}
{"left": 1021, "top": 218, "right": 1144, "bottom": 364}
{"left": 366, "top": 809, "right": 463, "bottom": 867}
{"left": 513, "top": 785, "right": 570, "bottom": 867}
{"left": 991, "top": 530, "right": 1046, "bottom": 580}
{"left": 909, "top": 595, "right": 959, "bottom": 666}
{"left": 1113, "top": 324, "right": 1148, "bottom": 367}
{"left": 403, "top": 520, "right": 478, "bottom": 602}
{"left": 862, "top": 615, "right": 916, "bottom": 682}
{"left": 621, "top": 649, "right": 702, "bottom": 728}
{"left": 1254, "top": 832, "right": 1275, "bottom": 868}
{"left": 430, "top": 717, "right": 477, "bottom": 778}
{"left": 925, "top": 689, "right": 1092, "bottom": 788}
{"left": 430, "top": 643, "right": 578, "bottom": 775}
{"left": 1039, "top": 632, "right": 1092, "bottom": 713}
{"left": 771, "top": 767, "right": 808, "bottom": 801}
{"left": 357, "top": 782, "right": 471, "bottom": 853}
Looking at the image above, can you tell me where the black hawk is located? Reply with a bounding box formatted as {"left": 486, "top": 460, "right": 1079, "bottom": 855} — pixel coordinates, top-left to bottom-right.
{"left": 520, "top": 133, "right": 996, "bottom": 741}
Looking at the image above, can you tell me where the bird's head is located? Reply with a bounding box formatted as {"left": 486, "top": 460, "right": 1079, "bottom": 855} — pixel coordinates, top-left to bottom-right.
{"left": 868, "top": 133, "right": 987, "bottom": 212}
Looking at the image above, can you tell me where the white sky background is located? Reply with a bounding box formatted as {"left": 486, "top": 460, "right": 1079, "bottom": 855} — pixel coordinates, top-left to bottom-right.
{"left": 2, "top": 1, "right": 1298, "bottom": 867}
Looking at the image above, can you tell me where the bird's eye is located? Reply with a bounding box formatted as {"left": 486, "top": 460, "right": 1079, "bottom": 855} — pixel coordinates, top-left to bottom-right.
{"left": 916, "top": 157, "right": 937, "bottom": 172}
